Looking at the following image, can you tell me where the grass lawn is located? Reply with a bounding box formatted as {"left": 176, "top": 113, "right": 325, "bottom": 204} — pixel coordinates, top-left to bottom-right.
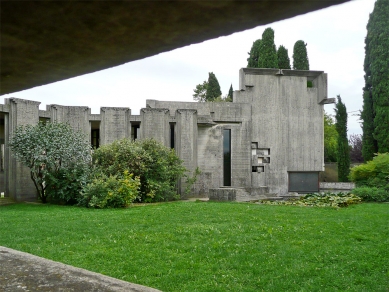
{"left": 0, "top": 202, "right": 388, "bottom": 291}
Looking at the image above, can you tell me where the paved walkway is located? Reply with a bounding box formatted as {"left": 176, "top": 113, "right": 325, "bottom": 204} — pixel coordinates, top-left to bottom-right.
{"left": 0, "top": 246, "right": 162, "bottom": 292}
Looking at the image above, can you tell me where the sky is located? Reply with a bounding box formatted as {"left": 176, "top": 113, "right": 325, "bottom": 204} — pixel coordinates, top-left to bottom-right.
{"left": 1, "top": 0, "right": 376, "bottom": 135}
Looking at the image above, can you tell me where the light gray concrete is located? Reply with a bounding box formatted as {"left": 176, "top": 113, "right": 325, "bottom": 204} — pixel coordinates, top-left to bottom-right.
{"left": 0, "top": 246, "right": 161, "bottom": 292}
{"left": 0, "top": 69, "right": 333, "bottom": 201}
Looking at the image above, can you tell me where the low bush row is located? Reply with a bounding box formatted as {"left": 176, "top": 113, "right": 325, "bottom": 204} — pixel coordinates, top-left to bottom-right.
{"left": 261, "top": 192, "right": 362, "bottom": 208}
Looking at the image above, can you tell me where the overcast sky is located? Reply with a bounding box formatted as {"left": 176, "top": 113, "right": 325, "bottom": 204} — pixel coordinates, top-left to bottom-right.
{"left": 1, "top": 0, "right": 376, "bottom": 135}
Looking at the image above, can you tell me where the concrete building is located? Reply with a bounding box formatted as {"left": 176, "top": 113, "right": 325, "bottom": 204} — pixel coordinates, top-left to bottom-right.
{"left": 0, "top": 68, "right": 334, "bottom": 202}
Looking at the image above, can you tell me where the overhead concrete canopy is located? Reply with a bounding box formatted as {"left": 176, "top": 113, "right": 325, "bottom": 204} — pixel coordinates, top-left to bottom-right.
{"left": 0, "top": 0, "right": 348, "bottom": 95}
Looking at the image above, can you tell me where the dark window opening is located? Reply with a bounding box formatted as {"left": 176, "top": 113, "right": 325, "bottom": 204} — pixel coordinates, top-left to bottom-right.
{"left": 170, "top": 123, "right": 175, "bottom": 149}
{"left": 91, "top": 121, "right": 100, "bottom": 149}
{"left": 223, "top": 129, "right": 231, "bottom": 186}
{"left": 131, "top": 124, "right": 140, "bottom": 141}
{"left": 91, "top": 129, "right": 100, "bottom": 149}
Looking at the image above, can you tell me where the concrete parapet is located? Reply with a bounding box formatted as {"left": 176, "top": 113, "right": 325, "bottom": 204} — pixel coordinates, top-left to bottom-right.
{"left": 209, "top": 187, "right": 269, "bottom": 202}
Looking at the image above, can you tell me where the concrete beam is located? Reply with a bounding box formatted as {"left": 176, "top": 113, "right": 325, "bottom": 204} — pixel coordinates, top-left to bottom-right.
{"left": 0, "top": 1, "right": 349, "bottom": 95}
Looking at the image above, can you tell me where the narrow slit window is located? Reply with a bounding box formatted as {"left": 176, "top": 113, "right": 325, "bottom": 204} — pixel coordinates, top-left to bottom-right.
{"left": 223, "top": 129, "right": 231, "bottom": 186}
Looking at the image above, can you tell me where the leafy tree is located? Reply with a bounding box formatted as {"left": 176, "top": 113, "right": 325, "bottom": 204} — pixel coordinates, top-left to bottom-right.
{"left": 361, "top": 0, "right": 389, "bottom": 160}
{"left": 205, "top": 72, "right": 222, "bottom": 102}
{"left": 9, "top": 122, "right": 92, "bottom": 203}
{"left": 228, "top": 84, "right": 233, "bottom": 102}
{"left": 247, "top": 39, "right": 261, "bottom": 68}
{"left": 258, "top": 28, "right": 278, "bottom": 68}
{"left": 335, "top": 96, "right": 350, "bottom": 182}
{"left": 349, "top": 134, "right": 364, "bottom": 163}
{"left": 92, "top": 138, "right": 186, "bottom": 202}
{"left": 293, "top": 40, "right": 309, "bottom": 70}
{"left": 324, "top": 112, "right": 338, "bottom": 162}
{"left": 277, "top": 45, "right": 291, "bottom": 69}
{"left": 193, "top": 81, "right": 208, "bottom": 102}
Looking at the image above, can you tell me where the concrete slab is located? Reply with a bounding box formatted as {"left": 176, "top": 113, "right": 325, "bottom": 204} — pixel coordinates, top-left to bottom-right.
{"left": 0, "top": 246, "right": 161, "bottom": 292}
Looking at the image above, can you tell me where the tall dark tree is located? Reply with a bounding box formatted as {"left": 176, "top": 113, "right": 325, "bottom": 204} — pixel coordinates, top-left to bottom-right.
{"left": 205, "top": 72, "right": 222, "bottom": 102}
{"left": 277, "top": 45, "right": 291, "bottom": 69}
{"left": 228, "top": 84, "right": 233, "bottom": 102}
{"left": 335, "top": 96, "right": 350, "bottom": 182}
{"left": 258, "top": 28, "right": 278, "bottom": 68}
{"left": 247, "top": 39, "right": 261, "bottom": 68}
{"left": 361, "top": 0, "right": 389, "bottom": 160}
{"left": 293, "top": 40, "right": 309, "bottom": 70}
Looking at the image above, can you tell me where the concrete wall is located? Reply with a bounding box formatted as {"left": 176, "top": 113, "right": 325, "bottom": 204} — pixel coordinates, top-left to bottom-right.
{"left": 0, "top": 69, "right": 330, "bottom": 200}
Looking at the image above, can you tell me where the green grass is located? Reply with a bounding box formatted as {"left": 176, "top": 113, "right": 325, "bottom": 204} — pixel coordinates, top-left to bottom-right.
{"left": 1, "top": 202, "right": 388, "bottom": 291}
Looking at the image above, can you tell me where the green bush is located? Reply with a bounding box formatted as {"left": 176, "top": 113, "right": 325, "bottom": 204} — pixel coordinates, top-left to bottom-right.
{"left": 350, "top": 153, "right": 389, "bottom": 187}
{"left": 352, "top": 187, "right": 389, "bottom": 202}
{"left": 45, "top": 164, "right": 91, "bottom": 204}
{"left": 92, "top": 138, "right": 186, "bottom": 202}
{"left": 261, "top": 192, "right": 361, "bottom": 208}
{"left": 79, "top": 170, "right": 140, "bottom": 208}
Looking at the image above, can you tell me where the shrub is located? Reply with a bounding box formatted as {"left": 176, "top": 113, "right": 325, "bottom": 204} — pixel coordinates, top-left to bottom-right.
{"left": 79, "top": 170, "right": 140, "bottom": 208}
{"left": 9, "top": 122, "right": 92, "bottom": 203}
{"left": 349, "top": 153, "right": 389, "bottom": 189}
{"left": 92, "top": 138, "right": 186, "bottom": 202}
{"left": 352, "top": 187, "right": 389, "bottom": 202}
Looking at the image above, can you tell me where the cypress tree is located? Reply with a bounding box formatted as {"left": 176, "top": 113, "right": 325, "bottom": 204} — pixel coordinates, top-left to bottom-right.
{"left": 293, "top": 40, "right": 309, "bottom": 70}
{"left": 228, "top": 84, "right": 233, "bottom": 102}
{"left": 205, "top": 72, "right": 222, "bottom": 102}
{"left": 335, "top": 95, "right": 350, "bottom": 182}
{"left": 277, "top": 45, "right": 291, "bottom": 69}
{"left": 361, "top": 0, "right": 389, "bottom": 159}
{"left": 247, "top": 39, "right": 261, "bottom": 68}
{"left": 258, "top": 28, "right": 278, "bottom": 68}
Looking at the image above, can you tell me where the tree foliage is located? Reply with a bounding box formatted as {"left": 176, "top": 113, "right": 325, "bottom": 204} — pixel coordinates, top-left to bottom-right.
{"left": 193, "top": 81, "right": 208, "bottom": 102}
{"left": 258, "top": 28, "right": 278, "bottom": 68}
{"left": 91, "top": 138, "right": 186, "bottom": 202}
{"left": 9, "top": 122, "right": 92, "bottom": 203}
{"left": 228, "top": 84, "right": 233, "bottom": 102}
{"left": 293, "top": 40, "right": 310, "bottom": 70}
{"left": 361, "top": 0, "right": 389, "bottom": 160}
{"left": 349, "top": 134, "right": 364, "bottom": 163}
{"left": 335, "top": 96, "right": 350, "bottom": 182}
{"left": 206, "top": 72, "right": 222, "bottom": 102}
{"left": 247, "top": 39, "right": 261, "bottom": 68}
{"left": 277, "top": 45, "right": 291, "bottom": 69}
{"left": 324, "top": 112, "right": 338, "bottom": 162}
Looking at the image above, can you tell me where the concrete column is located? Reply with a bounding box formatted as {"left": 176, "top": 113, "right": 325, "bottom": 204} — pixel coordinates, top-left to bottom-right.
{"left": 4, "top": 98, "right": 40, "bottom": 201}
{"left": 49, "top": 104, "right": 90, "bottom": 138}
{"left": 140, "top": 108, "right": 170, "bottom": 146}
{"left": 175, "top": 109, "right": 198, "bottom": 196}
{"left": 100, "top": 107, "right": 130, "bottom": 145}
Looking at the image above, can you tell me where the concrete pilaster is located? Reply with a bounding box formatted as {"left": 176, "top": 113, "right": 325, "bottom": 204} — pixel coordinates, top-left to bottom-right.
{"left": 175, "top": 109, "right": 198, "bottom": 196}
{"left": 48, "top": 104, "right": 90, "bottom": 138}
{"left": 140, "top": 108, "right": 170, "bottom": 146}
{"left": 4, "top": 98, "right": 40, "bottom": 201}
{"left": 100, "top": 107, "right": 130, "bottom": 145}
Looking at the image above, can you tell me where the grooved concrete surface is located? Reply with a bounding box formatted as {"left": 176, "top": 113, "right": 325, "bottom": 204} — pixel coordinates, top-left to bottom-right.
{"left": 0, "top": 246, "right": 161, "bottom": 292}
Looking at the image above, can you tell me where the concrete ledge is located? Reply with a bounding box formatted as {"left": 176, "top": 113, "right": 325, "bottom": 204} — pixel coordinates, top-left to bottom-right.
{"left": 320, "top": 182, "right": 355, "bottom": 193}
{"left": 0, "top": 246, "right": 161, "bottom": 292}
